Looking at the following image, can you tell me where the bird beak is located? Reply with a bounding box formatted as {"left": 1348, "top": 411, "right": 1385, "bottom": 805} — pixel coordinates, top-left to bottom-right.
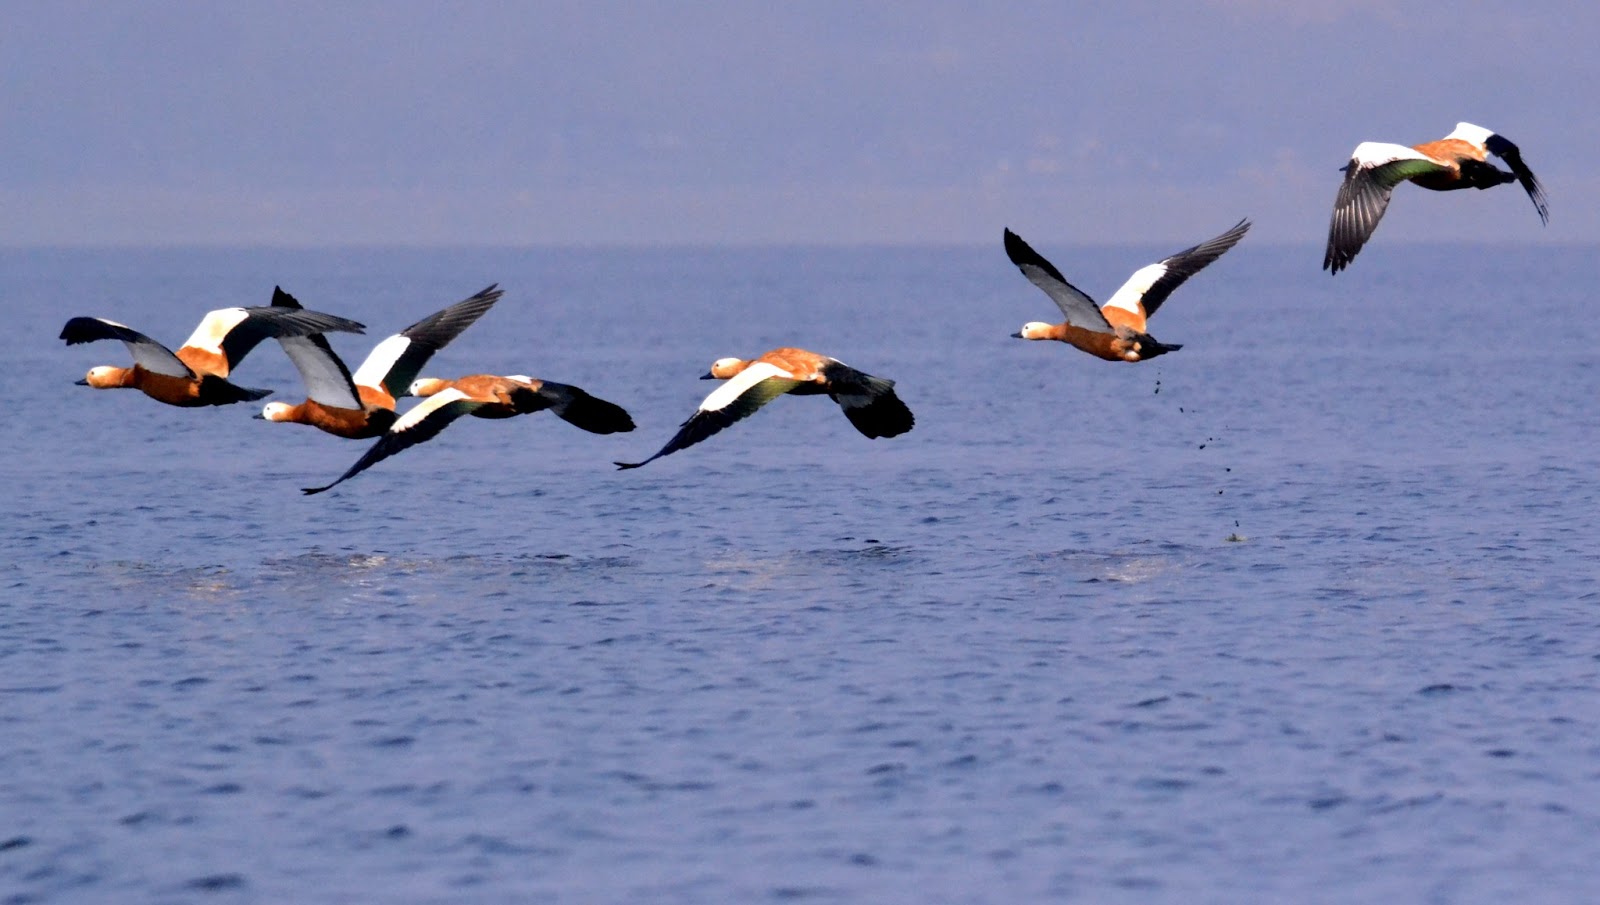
{"left": 251, "top": 413, "right": 266, "bottom": 420}
{"left": 74, "top": 378, "right": 89, "bottom": 386}
{"left": 1009, "top": 332, "right": 1023, "bottom": 339}
{"left": 700, "top": 371, "right": 716, "bottom": 379}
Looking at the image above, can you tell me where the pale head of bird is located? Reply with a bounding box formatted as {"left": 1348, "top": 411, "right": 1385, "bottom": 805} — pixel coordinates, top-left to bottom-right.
{"left": 1012, "top": 322, "right": 1054, "bottom": 340}
{"left": 704, "top": 357, "right": 747, "bottom": 379}
{"left": 257, "top": 401, "right": 296, "bottom": 422}
{"left": 408, "top": 377, "right": 450, "bottom": 397}
{"left": 77, "top": 365, "right": 128, "bottom": 388}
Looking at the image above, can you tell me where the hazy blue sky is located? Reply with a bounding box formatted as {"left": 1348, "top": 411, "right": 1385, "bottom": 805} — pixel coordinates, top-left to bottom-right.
{"left": 4, "top": 1, "right": 1596, "bottom": 245}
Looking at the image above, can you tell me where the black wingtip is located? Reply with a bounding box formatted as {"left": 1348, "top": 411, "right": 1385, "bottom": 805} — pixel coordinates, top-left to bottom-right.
{"left": 558, "top": 398, "right": 636, "bottom": 435}
{"left": 1483, "top": 132, "right": 1549, "bottom": 225}
{"left": 1323, "top": 243, "right": 1350, "bottom": 274}
{"left": 1002, "top": 227, "right": 1031, "bottom": 260}
{"left": 614, "top": 460, "right": 645, "bottom": 470}
{"left": 1525, "top": 180, "right": 1551, "bottom": 226}
{"left": 59, "top": 317, "right": 112, "bottom": 345}
{"left": 256, "top": 307, "right": 366, "bottom": 336}
{"left": 301, "top": 486, "right": 328, "bottom": 496}
{"left": 1001, "top": 227, "right": 1074, "bottom": 286}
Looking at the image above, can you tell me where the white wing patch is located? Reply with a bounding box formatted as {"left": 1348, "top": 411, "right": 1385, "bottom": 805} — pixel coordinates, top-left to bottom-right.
{"left": 178, "top": 307, "right": 250, "bottom": 354}
{"left": 699, "top": 361, "right": 793, "bottom": 413}
{"left": 1103, "top": 262, "right": 1168, "bottom": 315}
{"left": 392, "top": 387, "right": 472, "bottom": 433}
{"left": 1351, "top": 141, "right": 1437, "bottom": 169}
{"left": 351, "top": 334, "right": 413, "bottom": 391}
{"left": 1445, "top": 122, "right": 1493, "bottom": 146}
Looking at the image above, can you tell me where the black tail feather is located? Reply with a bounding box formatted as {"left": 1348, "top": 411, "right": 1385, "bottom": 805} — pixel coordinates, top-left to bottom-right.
{"left": 198, "top": 375, "right": 273, "bottom": 405}
{"left": 536, "top": 382, "right": 636, "bottom": 434}
{"left": 1136, "top": 333, "right": 1182, "bottom": 360}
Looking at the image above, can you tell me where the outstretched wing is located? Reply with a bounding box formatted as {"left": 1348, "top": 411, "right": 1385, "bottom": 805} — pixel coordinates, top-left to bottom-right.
{"left": 1483, "top": 133, "right": 1549, "bottom": 225}
{"left": 277, "top": 335, "right": 363, "bottom": 409}
{"left": 271, "top": 287, "right": 363, "bottom": 409}
{"left": 183, "top": 306, "right": 366, "bottom": 376}
{"left": 527, "top": 381, "right": 637, "bottom": 434}
{"left": 1324, "top": 142, "right": 1450, "bottom": 273}
{"left": 1104, "top": 219, "right": 1250, "bottom": 321}
{"left": 1002, "top": 229, "right": 1114, "bottom": 333}
{"left": 352, "top": 284, "right": 503, "bottom": 398}
{"left": 615, "top": 362, "right": 800, "bottom": 469}
{"left": 303, "top": 389, "right": 483, "bottom": 494}
{"left": 59, "top": 317, "right": 193, "bottom": 377}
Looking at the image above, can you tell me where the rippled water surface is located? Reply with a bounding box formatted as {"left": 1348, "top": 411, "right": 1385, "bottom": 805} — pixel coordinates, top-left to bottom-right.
{"left": 4, "top": 243, "right": 1599, "bottom": 902}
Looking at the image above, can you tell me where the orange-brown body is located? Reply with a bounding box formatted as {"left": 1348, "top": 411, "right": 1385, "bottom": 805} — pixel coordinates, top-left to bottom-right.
{"left": 445, "top": 375, "right": 534, "bottom": 411}
{"left": 267, "top": 400, "right": 396, "bottom": 438}
{"left": 356, "top": 383, "right": 397, "bottom": 411}
{"left": 263, "top": 384, "right": 402, "bottom": 436}
{"left": 86, "top": 366, "right": 208, "bottom": 406}
{"left": 82, "top": 346, "right": 241, "bottom": 405}
{"left": 1406, "top": 138, "right": 1484, "bottom": 191}
{"left": 711, "top": 347, "right": 834, "bottom": 386}
{"left": 83, "top": 365, "right": 255, "bottom": 407}
{"left": 1031, "top": 324, "right": 1142, "bottom": 362}
{"left": 413, "top": 374, "right": 541, "bottom": 417}
{"left": 1101, "top": 306, "right": 1146, "bottom": 334}
{"left": 409, "top": 373, "right": 634, "bottom": 435}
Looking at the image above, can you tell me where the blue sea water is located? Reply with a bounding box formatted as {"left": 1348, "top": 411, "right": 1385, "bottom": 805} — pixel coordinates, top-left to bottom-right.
{"left": 3, "top": 241, "right": 1598, "bottom": 903}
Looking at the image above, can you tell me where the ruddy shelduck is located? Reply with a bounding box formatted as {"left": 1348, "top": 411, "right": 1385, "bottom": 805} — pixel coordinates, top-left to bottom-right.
{"left": 60, "top": 306, "right": 365, "bottom": 407}
{"left": 409, "top": 375, "right": 635, "bottom": 433}
{"left": 1324, "top": 122, "right": 1548, "bottom": 273}
{"left": 1004, "top": 219, "right": 1250, "bottom": 362}
{"left": 257, "top": 285, "right": 501, "bottom": 438}
{"left": 301, "top": 373, "right": 634, "bottom": 494}
{"left": 614, "top": 347, "right": 914, "bottom": 470}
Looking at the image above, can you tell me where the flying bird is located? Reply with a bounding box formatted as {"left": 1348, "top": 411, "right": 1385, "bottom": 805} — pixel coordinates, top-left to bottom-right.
{"left": 615, "top": 347, "right": 914, "bottom": 470}
{"left": 61, "top": 306, "right": 365, "bottom": 407}
{"left": 302, "top": 374, "right": 633, "bottom": 494}
{"left": 409, "top": 374, "right": 634, "bottom": 433}
{"left": 1004, "top": 219, "right": 1250, "bottom": 362}
{"left": 1324, "top": 122, "right": 1547, "bottom": 273}
{"left": 257, "top": 284, "right": 501, "bottom": 437}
